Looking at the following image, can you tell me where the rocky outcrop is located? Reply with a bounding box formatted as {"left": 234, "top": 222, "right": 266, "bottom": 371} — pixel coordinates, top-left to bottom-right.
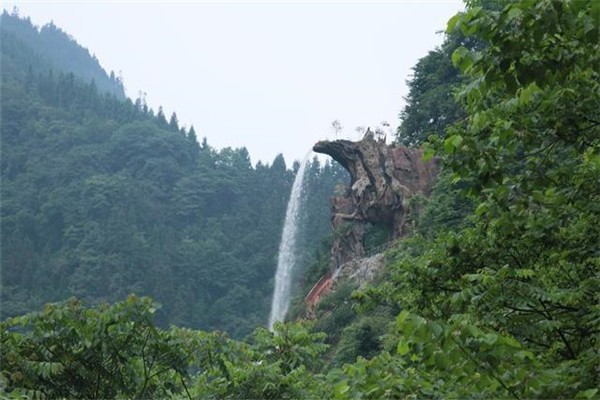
{"left": 313, "top": 130, "right": 439, "bottom": 269}
{"left": 304, "top": 253, "right": 386, "bottom": 316}
{"left": 332, "top": 253, "right": 386, "bottom": 288}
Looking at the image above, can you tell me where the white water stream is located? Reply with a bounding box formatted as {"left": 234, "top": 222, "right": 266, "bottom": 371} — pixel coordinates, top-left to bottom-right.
{"left": 268, "top": 153, "right": 311, "bottom": 330}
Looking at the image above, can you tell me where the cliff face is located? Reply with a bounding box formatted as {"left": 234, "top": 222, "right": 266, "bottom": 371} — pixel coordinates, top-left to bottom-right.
{"left": 313, "top": 132, "right": 439, "bottom": 269}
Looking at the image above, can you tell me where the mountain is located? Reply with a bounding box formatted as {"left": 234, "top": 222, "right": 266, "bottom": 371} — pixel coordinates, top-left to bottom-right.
{"left": 0, "top": 11, "right": 347, "bottom": 338}
{"left": 1, "top": 10, "right": 125, "bottom": 98}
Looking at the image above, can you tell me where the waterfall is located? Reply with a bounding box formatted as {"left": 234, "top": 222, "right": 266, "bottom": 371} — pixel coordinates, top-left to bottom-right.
{"left": 268, "top": 153, "right": 311, "bottom": 330}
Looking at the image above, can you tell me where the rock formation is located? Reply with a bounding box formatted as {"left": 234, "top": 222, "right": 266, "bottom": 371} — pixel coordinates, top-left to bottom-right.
{"left": 313, "top": 130, "right": 439, "bottom": 270}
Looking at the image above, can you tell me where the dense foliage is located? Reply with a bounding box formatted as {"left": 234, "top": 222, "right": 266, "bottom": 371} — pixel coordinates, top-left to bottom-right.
{"left": 1, "top": 296, "right": 189, "bottom": 398}
{"left": 0, "top": 11, "right": 347, "bottom": 338}
{"left": 396, "top": 32, "right": 466, "bottom": 146}
{"left": 0, "top": 296, "right": 330, "bottom": 399}
{"left": 1, "top": 10, "right": 125, "bottom": 98}
{"left": 351, "top": 0, "right": 599, "bottom": 397}
{"left": 2, "top": 0, "right": 599, "bottom": 398}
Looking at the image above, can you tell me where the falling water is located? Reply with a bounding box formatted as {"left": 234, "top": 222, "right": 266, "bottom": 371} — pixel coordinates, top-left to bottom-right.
{"left": 268, "top": 153, "right": 311, "bottom": 330}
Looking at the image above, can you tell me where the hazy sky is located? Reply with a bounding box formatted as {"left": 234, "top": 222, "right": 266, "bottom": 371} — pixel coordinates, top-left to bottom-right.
{"left": 4, "top": 1, "right": 463, "bottom": 165}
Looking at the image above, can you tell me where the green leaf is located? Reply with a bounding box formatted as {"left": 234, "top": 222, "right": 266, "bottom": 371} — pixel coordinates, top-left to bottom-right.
{"left": 333, "top": 381, "right": 350, "bottom": 398}
{"left": 452, "top": 46, "right": 469, "bottom": 69}
{"left": 397, "top": 310, "right": 410, "bottom": 327}
{"left": 397, "top": 338, "right": 410, "bottom": 356}
{"left": 429, "top": 321, "right": 443, "bottom": 338}
{"left": 577, "top": 388, "right": 599, "bottom": 399}
{"left": 483, "top": 333, "right": 498, "bottom": 345}
{"left": 423, "top": 146, "right": 435, "bottom": 161}
{"left": 447, "top": 14, "right": 461, "bottom": 33}
{"left": 518, "top": 82, "right": 541, "bottom": 105}
{"left": 506, "top": 7, "right": 523, "bottom": 21}
{"left": 475, "top": 202, "right": 488, "bottom": 216}
{"left": 444, "top": 135, "right": 463, "bottom": 153}
{"left": 451, "top": 174, "right": 462, "bottom": 184}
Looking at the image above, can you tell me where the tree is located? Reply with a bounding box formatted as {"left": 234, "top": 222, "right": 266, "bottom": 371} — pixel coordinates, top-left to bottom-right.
{"left": 0, "top": 12, "right": 125, "bottom": 98}
{"left": 396, "top": 32, "right": 467, "bottom": 146}
{"left": 169, "top": 112, "right": 179, "bottom": 131}
{"left": 184, "top": 320, "right": 329, "bottom": 399}
{"left": 354, "top": 1, "right": 599, "bottom": 397}
{"left": 156, "top": 106, "right": 168, "bottom": 127}
{"left": 0, "top": 296, "right": 191, "bottom": 399}
{"left": 441, "top": 2, "right": 599, "bottom": 388}
{"left": 331, "top": 120, "right": 342, "bottom": 138}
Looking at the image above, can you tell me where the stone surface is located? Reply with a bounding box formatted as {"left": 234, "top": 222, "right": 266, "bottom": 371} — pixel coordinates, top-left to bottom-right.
{"left": 304, "top": 253, "right": 386, "bottom": 315}
{"left": 332, "top": 253, "right": 386, "bottom": 289}
{"left": 313, "top": 131, "right": 439, "bottom": 269}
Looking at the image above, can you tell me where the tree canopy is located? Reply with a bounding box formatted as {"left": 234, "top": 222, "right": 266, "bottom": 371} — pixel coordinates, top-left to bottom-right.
{"left": 0, "top": 11, "right": 347, "bottom": 338}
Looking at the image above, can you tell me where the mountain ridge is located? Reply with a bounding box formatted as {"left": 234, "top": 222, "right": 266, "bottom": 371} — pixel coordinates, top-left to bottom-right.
{"left": 1, "top": 10, "right": 125, "bottom": 99}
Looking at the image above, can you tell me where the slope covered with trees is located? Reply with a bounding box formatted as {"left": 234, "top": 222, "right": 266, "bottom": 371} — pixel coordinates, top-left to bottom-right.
{"left": 396, "top": 32, "right": 466, "bottom": 147}
{"left": 1, "top": 0, "right": 598, "bottom": 398}
{"left": 1, "top": 10, "right": 125, "bottom": 98}
{"left": 0, "top": 11, "right": 347, "bottom": 338}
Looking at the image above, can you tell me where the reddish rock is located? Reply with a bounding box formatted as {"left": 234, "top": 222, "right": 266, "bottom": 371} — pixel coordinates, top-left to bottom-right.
{"left": 305, "top": 273, "right": 332, "bottom": 313}
{"left": 313, "top": 131, "right": 439, "bottom": 270}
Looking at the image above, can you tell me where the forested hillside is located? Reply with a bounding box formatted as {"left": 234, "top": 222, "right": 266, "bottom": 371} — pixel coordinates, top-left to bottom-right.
{"left": 1, "top": 0, "right": 598, "bottom": 398}
{"left": 1, "top": 11, "right": 124, "bottom": 98}
{"left": 0, "top": 11, "right": 347, "bottom": 338}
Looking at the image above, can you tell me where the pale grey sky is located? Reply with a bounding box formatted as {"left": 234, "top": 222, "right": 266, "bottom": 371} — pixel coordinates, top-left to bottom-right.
{"left": 4, "top": 1, "right": 463, "bottom": 165}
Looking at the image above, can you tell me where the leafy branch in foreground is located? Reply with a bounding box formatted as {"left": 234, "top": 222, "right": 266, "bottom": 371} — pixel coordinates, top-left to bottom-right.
{"left": 0, "top": 297, "right": 331, "bottom": 399}
{"left": 350, "top": 0, "right": 599, "bottom": 398}
{"left": 0, "top": 295, "right": 189, "bottom": 399}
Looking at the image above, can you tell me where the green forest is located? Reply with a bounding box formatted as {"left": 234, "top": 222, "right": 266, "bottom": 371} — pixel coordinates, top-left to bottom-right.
{"left": 1, "top": 0, "right": 599, "bottom": 398}
{"left": 0, "top": 10, "right": 348, "bottom": 338}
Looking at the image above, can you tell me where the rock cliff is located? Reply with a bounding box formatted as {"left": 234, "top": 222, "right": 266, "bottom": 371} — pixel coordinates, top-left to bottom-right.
{"left": 313, "top": 130, "right": 439, "bottom": 270}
